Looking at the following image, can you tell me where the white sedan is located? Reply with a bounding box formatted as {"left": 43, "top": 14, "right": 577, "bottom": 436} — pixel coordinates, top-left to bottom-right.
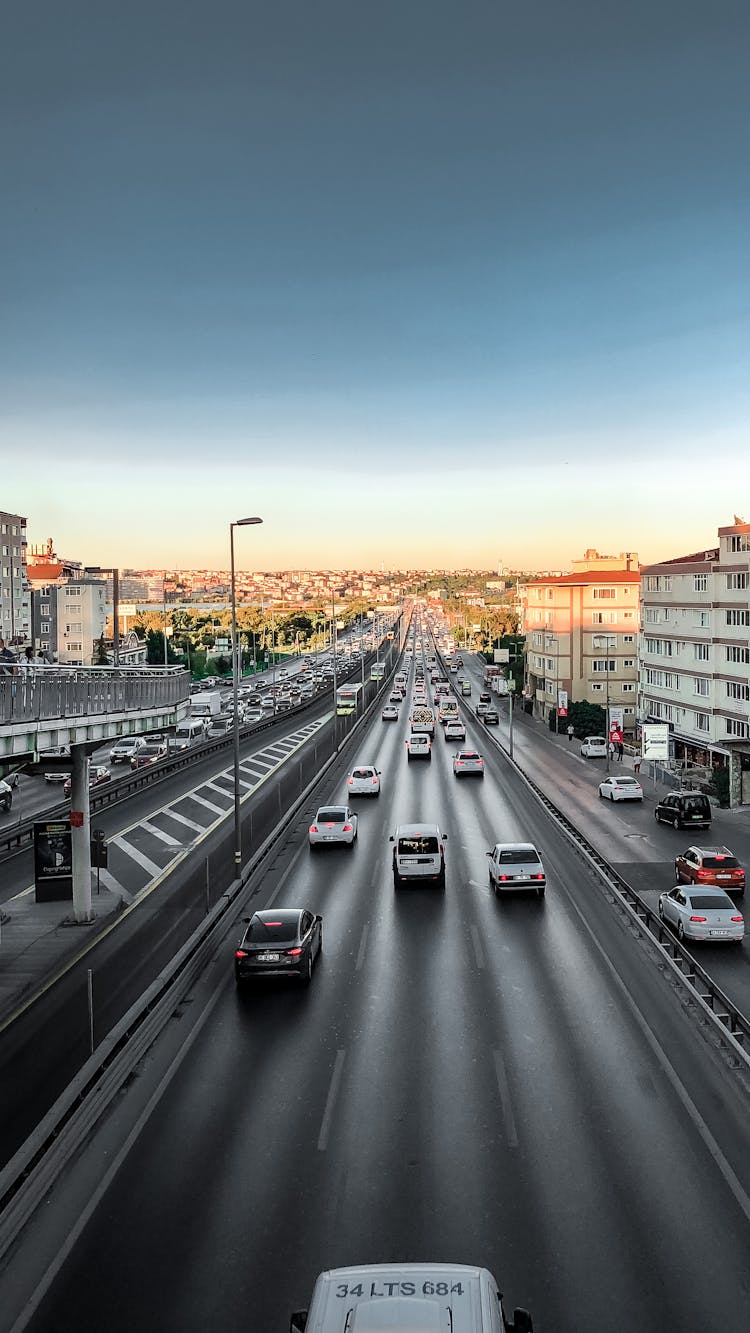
{"left": 658, "top": 886, "right": 743, "bottom": 943}
{"left": 309, "top": 806, "right": 358, "bottom": 849}
{"left": 598, "top": 775, "right": 643, "bottom": 802}
{"left": 381, "top": 705, "right": 399, "bottom": 721}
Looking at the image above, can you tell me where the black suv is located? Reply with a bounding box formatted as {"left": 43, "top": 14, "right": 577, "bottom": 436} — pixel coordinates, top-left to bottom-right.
{"left": 654, "top": 791, "right": 711, "bottom": 830}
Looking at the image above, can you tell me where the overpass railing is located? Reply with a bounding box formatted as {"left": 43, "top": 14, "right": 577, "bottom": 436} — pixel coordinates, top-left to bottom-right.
{"left": 0, "top": 667, "right": 190, "bottom": 726}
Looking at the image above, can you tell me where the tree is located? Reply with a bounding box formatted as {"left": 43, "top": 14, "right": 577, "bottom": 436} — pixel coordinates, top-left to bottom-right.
{"left": 93, "top": 634, "right": 109, "bottom": 666}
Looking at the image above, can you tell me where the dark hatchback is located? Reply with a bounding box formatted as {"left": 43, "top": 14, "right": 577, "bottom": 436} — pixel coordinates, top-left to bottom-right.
{"left": 654, "top": 791, "right": 712, "bottom": 830}
{"left": 234, "top": 908, "right": 322, "bottom": 987}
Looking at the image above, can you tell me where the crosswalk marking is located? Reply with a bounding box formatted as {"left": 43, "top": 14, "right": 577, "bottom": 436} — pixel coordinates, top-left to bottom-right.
{"left": 188, "top": 792, "right": 227, "bottom": 815}
{"left": 162, "top": 809, "right": 205, "bottom": 833}
{"left": 204, "top": 780, "right": 232, "bottom": 798}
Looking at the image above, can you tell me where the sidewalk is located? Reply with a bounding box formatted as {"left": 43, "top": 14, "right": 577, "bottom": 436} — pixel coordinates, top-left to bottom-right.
{"left": 0, "top": 881, "right": 124, "bottom": 1028}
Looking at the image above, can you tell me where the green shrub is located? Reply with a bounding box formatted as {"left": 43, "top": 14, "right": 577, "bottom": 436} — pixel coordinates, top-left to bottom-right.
{"left": 709, "top": 766, "right": 730, "bottom": 808}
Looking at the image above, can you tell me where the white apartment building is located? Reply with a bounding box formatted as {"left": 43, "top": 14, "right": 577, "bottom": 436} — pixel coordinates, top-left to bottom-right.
{"left": 0, "top": 509, "right": 31, "bottom": 647}
{"left": 639, "top": 519, "right": 750, "bottom": 806}
{"left": 56, "top": 579, "right": 108, "bottom": 665}
{"left": 521, "top": 552, "right": 641, "bottom": 728}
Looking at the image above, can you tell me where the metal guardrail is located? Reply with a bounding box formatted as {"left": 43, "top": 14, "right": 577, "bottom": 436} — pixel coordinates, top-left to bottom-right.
{"left": 0, "top": 666, "right": 189, "bottom": 726}
{"left": 432, "top": 642, "right": 750, "bottom": 1070}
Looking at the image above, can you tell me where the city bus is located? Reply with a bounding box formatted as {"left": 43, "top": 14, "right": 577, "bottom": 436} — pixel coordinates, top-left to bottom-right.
{"left": 370, "top": 662, "right": 385, "bottom": 682}
{"left": 336, "top": 683, "right": 363, "bottom": 715}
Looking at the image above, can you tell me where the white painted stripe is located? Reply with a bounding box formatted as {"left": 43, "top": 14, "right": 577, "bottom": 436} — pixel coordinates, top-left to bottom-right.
{"left": 92, "top": 866, "right": 133, "bottom": 904}
{"left": 184, "top": 792, "right": 226, "bottom": 815}
{"left": 140, "top": 820, "right": 182, "bottom": 848}
{"left": 469, "top": 924, "right": 485, "bottom": 969}
{"left": 318, "top": 1050, "right": 346, "bottom": 1151}
{"left": 203, "top": 781, "right": 233, "bottom": 798}
{"left": 355, "top": 923, "right": 369, "bottom": 971}
{"left": 493, "top": 1049, "right": 519, "bottom": 1148}
{"left": 110, "top": 837, "right": 163, "bottom": 880}
{"left": 162, "top": 809, "right": 205, "bottom": 833}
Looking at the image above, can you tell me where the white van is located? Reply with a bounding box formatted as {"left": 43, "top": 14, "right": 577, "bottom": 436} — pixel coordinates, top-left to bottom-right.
{"left": 391, "top": 822, "right": 446, "bottom": 886}
{"left": 291, "top": 1263, "right": 533, "bottom": 1332}
{"left": 174, "top": 718, "right": 206, "bottom": 749}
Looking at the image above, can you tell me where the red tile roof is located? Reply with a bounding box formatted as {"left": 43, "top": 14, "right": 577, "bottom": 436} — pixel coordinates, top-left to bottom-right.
{"left": 525, "top": 569, "right": 640, "bottom": 587}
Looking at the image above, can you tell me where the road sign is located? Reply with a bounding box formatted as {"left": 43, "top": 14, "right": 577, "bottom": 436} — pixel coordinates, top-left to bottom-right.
{"left": 642, "top": 723, "right": 670, "bottom": 760}
{"left": 557, "top": 689, "right": 568, "bottom": 718}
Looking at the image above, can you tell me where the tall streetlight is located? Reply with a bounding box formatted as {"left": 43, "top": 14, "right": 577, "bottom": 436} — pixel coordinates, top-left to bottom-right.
{"left": 230, "top": 516, "right": 263, "bottom": 874}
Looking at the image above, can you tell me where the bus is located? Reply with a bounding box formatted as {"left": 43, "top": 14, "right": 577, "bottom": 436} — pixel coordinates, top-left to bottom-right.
{"left": 336, "top": 683, "right": 363, "bottom": 716}
{"left": 370, "top": 662, "right": 385, "bottom": 682}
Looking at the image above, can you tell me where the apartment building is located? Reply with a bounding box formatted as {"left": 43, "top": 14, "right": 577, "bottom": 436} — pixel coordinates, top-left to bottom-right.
{"left": 639, "top": 519, "right": 750, "bottom": 805}
{"left": 521, "top": 551, "right": 641, "bottom": 728}
{"left": 0, "top": 510, "right": 30, "bottom": 646}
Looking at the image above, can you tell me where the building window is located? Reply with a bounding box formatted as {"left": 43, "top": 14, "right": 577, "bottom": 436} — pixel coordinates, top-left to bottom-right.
{"left": 41, "top": 620, "right": 50, "bottom": 632}
{"left": 729, "top": 534, "right": 750, "bottom": 552}
{"left": 591, "top": 683, "right": 603, "bottom": 692}
{"left": 694, "top": 643, "right": 709, "bottom": 661}
{"left": 726, "top": 644, "right": 750, "bottom": 665}
{"left": 695, "top": 712, "right": 710, "bottom": 732}
{"left": 592, "top": 659, "right": 616, "bottom": 672}
{"left": 727, "top": 718, "right": 749, "bottom": 737}
{"left": 623, "top": 634, "right": 635, "bottom": 643}
{"left": 40, "top": 602, "right": 50, "bottom": 614}
{"left": 727, "top": 609, "right": 750, "bottom": 627}
{"left": 66, "top": 586, "right": 82, "bottom": 597}
{"left": 623, "top": 658, "right": 635, "bottom": 668}
{"left": 693, "top": 611, "right": 710, "bottom": 628}
{"left": 645, "top": 638, "right": 673, "bottom": 657}
{"left": 644, "top": 576, "right": 660, "bottom": 592}
{"left": 40, "top": 641, "right": 49, "bottom": 650}
{"left": 693, "top": 574, "right": 708, "bottom": 592}
{"left": 592, "top": 588, "right": 617, "bottom": 599}
{"left": 68, "top": 641, "right": 82, "bottom": 652}
{"left": 693, "top": 678, "right": 710, "bottom": 697}
{"left": 726, "top": 681, "right": 750, "bottom": 702}
{"left": 622, "top": 682, "right": 635, "bottom": 692}
{"left": 726, "top": 573, "right": 748, "bottom": 590}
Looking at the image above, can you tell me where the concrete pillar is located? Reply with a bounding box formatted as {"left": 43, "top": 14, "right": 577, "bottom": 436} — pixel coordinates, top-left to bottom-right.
{"left": 70, "top": 745, "right": 92, "bottom": 923}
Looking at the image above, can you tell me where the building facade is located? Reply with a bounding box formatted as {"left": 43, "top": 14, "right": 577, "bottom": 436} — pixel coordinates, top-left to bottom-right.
{"left": 521, "top": 552, "right": 641, "bottom": 729}
{"left": 0, "top": 510, "right": 30, "bottom": 647}
{"left": 639, "top": 520, "right": 750, "bottom": 805}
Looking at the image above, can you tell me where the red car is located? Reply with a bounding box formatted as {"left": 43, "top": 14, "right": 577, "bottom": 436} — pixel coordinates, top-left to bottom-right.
{"left": 131, "top": 743, "right": 167, "bottom": 770}
{"left": 674, "top": 845, "right": 745, "bottom": 899}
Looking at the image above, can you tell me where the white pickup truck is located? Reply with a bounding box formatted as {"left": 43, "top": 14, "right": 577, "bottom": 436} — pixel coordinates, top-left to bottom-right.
{"left": 291, "top": 1263, "right": 533, "bottom": 1332}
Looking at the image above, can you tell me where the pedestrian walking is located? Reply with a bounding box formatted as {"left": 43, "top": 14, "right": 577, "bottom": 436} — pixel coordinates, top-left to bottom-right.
{"left": 567, "top": 723, "right": 574, "bottom": 742}
{"left": 633, "top": 753, "right": 642, "bottom": 775}
{"left": 609, "top": 740, "right": 615, "bottom": 761}
{"left": 617, "top": 739, "right": 624, "bottom": 762}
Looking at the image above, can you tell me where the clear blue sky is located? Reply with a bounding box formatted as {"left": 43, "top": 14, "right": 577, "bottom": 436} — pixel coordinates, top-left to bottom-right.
{"left": 2, "top": 1, "right": 748, "bottom": 570}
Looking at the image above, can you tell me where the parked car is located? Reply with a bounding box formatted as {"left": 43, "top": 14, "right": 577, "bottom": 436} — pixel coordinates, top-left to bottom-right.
{"left": 658, "top": 885, "right": 744, "bottom": 943}
{"left": 487, "top": 843, "right": 546, "bottom": 898}
{"left": 598, "top": 775, "right": 643, "bottom": 802}
{"left": 654, "top": 791, "right": 712, "bottom": 830}
{"left": 580, "top": 736, "right": 607, "bottom": 758}
{"left": 674, "top": 846, "right": 745, "bottom": 898}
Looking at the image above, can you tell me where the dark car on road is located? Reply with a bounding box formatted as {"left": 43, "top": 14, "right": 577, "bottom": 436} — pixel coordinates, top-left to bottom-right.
{"left": 654, "top": 791, "right": 712, "bottom": 830}
{"left": 483, "top": 709, "right": 499, "bottom": 725}
{"left": 234, "top": 908, "right": 322, "bottom": 987}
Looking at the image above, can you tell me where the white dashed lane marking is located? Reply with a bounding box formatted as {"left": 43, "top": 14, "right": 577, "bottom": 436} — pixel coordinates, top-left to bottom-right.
{"left": 110, "top": 837, "right": 163, "bottom": 879}
{"left": 186, "top": 792, "right": 226, "bottom": 815}
{"left": 161, "top": 809, "right": 204, "bottom": 833}
{"left": 140, "top": 820, "right": 182, "bottom": 847}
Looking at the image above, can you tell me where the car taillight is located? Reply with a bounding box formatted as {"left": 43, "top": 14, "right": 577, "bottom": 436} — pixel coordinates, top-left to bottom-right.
{"left": 235, "top": 949, "right": 247, "bottom": 958}
{"left": 343, "top": 823, "right": 352, "bottom": 832}
{"left": 533, "top": 873, "right": 544, "bottom": 880}
{"left": 689, "top": 915, "right": 707, "bottom": 922}
{"left": 372, "top": 777, "right": 378, "bottom": 784}
{"left": 310, "top": 825, "right": 318, "bottom": 833}
{"left": 347, "top": 778, "right": 353, "bottom": 784}
{"left": 498, "top": 874, "right": 509, "bottom": 881}
{"left": 286, "top": 947, "right": 303, "bottom": 956}
{"left": 731, "top": 915, "right": 743, "bottom": 923}
{"left": 696, "top": 870, "right": 712, "bottom": 879}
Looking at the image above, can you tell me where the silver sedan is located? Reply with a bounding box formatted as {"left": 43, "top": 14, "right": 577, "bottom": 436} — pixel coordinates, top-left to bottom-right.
{"left": 658, "top": 885, "right": 744, "bottom": 943}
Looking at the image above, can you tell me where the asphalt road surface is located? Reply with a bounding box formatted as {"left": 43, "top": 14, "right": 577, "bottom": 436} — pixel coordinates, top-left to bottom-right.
{"left": 6, "top": 647, "right": 750, "bottom": 1333}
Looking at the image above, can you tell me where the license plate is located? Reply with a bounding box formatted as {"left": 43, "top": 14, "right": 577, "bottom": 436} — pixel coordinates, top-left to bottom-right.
{"left": 516, "top": 874, "right": 530, "bottom": 881}
{"left": 257, "top": 953, "right": 280, "bottom": 962}
{"left": 709, "top": 931, "right": 729, "bottom": 938}
{"left": 716, "top": 875, "right": 730, "bottom": 881}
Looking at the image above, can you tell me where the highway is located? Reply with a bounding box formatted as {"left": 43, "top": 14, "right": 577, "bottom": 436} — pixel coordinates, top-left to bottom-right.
{"left": 6, "top": 633, "right": 749, "bottom": 1333}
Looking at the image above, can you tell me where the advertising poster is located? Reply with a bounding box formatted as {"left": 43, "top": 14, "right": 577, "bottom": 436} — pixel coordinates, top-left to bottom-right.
{"left": 34, "top": 820, "right": 73, "bottom": 902}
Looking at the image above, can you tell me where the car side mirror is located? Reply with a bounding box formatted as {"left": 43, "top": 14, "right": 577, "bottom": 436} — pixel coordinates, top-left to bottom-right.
{"left": 242, "top": 917, "right": 251, "bottom": 923}
{"left": 389, "top": 835, "right": 394, "bottom": 842}
{"left": 316, "top": 914, "right": 322, "bottom": 923}
{"left": 290, "top": 1314, "right": 308, "bottom": 1332}
{"left": 442, "top": 833, "right": 447, "bottom": 840}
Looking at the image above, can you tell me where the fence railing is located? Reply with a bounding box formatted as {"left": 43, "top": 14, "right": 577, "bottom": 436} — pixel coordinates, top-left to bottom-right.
{"left": 0, "top": 667, "right": 190, "bottom": 726}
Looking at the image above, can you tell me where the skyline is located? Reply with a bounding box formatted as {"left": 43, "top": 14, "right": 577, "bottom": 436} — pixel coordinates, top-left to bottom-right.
{"left": 3, "top": 2, "right": 749, "bottom": 568}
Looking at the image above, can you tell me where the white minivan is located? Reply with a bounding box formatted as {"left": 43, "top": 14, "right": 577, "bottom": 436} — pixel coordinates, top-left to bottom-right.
{"left": 291, "top": 1263, "right": 533, "bottom": 1332}
{"left": 391, "top": 822, "right": 446, "bottom": 887}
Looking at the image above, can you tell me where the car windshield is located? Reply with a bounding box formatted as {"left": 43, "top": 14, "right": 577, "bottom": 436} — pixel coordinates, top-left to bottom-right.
{"left": 317, "top": 809, "right": 346, "bottom": 822}
{"left": 399, "top": 835, "right": 439, "bottom": 854}
{"left": 702, "top": 855, "right": 739, "bottom": 869}
{"left": 244, "top": 917, "right": 298, "bottom": 944}
{"left": 688, "top": 893, "right": 734, "bottom": 910}
{"left": 497, "top": 847, "right": 538, "bottom": 863}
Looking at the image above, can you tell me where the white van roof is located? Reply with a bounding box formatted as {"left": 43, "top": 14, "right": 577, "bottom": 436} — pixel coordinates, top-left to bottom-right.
{"left": 302, "top": 1264, "right": 502, "bottom": 1332}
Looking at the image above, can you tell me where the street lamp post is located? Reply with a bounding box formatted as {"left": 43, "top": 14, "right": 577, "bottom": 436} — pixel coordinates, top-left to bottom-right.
{"left": 230, "top": 516, "right": 263, "bottom": 875}
{"left": 546, "top": 635, "right": 560, "bottom": 732}
{"left": 593, "top": 634, "right": 614, "bottom": 774}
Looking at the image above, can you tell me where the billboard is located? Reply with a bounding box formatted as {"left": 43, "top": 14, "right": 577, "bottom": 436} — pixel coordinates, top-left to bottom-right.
{"left": 34, "top": 820, "right": 73, "bottom": 902}
{"left": 557, "top": 689, "right": 568, "bottom": 718}
{"left": 641, "top": 723, "right": 670, "bottom": 760}
{"left": 494, "top": 648, "right": 510, "bottom": 663}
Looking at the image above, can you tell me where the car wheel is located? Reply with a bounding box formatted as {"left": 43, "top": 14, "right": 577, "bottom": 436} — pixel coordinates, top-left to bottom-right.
{"left": 610, "top": 792, "right": 615, "bottom": 801}
{"left": 2, "top": 798, "right": 10, "bottom": 813}
{"left": 654, "top": 810, "right": 661, "bottom": 822}
{"left": 393, "top": 872, "right": 401, "bottom": 888}
{"left": 437, "top": 868, "right": 446, "bottom": 890}
{"left": 677, "top": 921, "right": 685, "bottom": 941}
{"left": 674, "top": 816, "right": 681, "bottom": 829}
{"left": 347, "top": 838, "right": 354, "bottom": 851}
{"left": 536, "top": 884, "right": 545, "bottom": 900}
{"left": 658, "top": 901, "right": 665, "bottom": 920}
{"left": 300, "top": 953, "right": 313, "bottom": 986}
